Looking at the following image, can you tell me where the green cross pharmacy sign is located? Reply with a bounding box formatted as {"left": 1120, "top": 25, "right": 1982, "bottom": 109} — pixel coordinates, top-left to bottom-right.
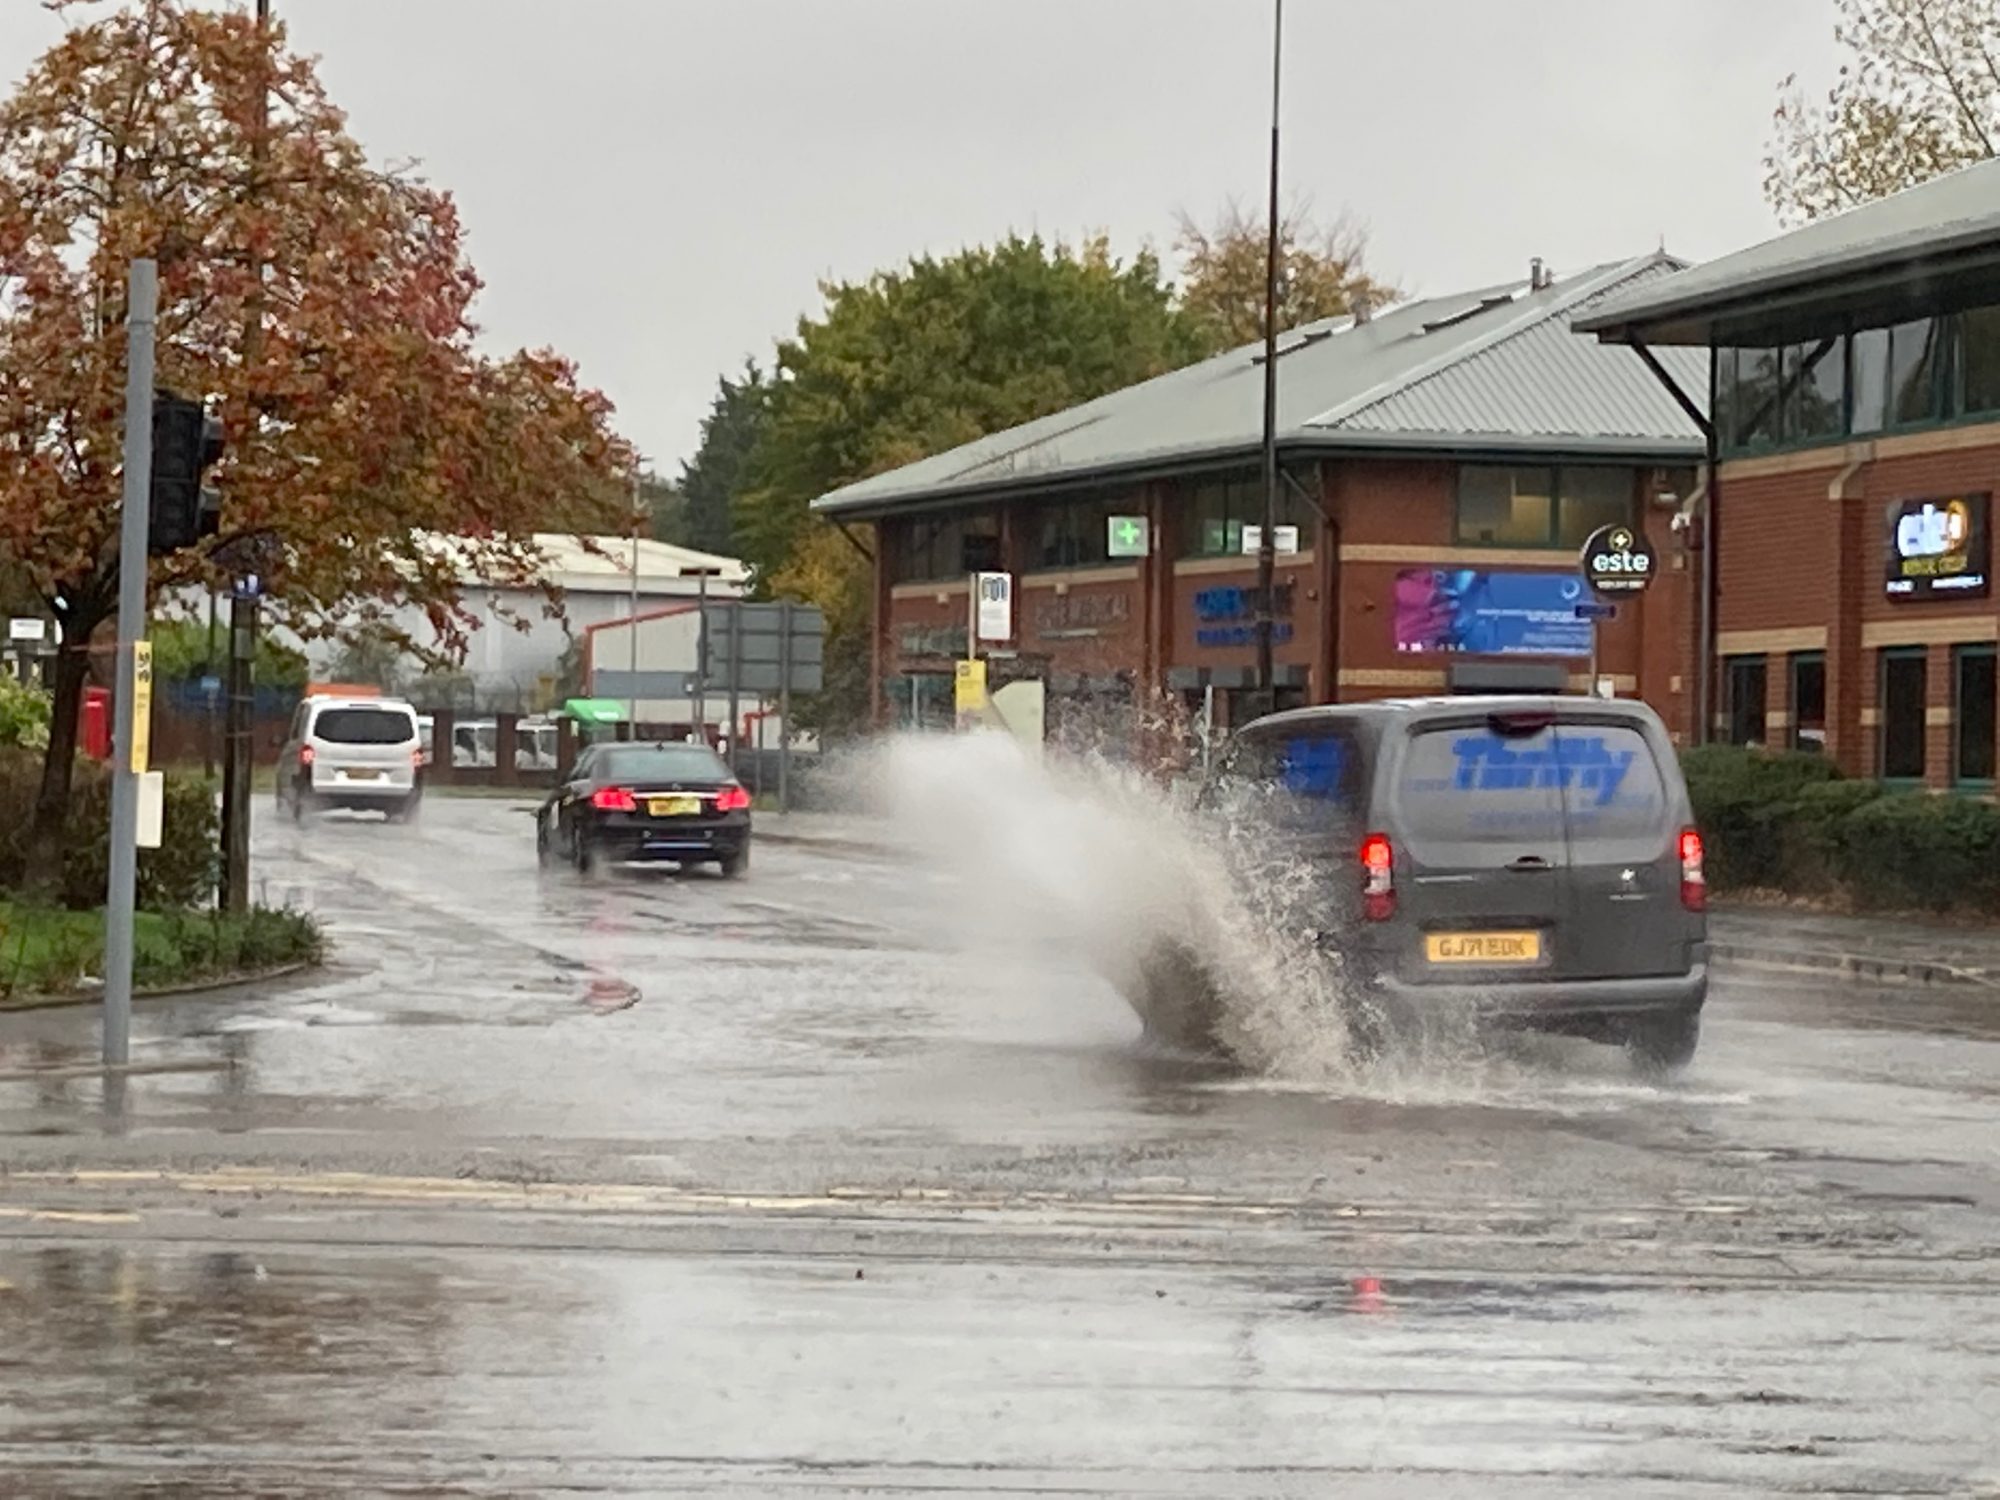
{"left": 1106, "top": 515, "right": 1150, "bottom": 559}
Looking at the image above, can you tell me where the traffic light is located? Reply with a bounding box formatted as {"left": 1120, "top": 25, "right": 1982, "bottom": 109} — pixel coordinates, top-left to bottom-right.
{"left": 148, "top": 390, "right": 224, "bottom": 555}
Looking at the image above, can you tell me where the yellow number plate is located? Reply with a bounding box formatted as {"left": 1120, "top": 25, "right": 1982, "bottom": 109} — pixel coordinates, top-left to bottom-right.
{"left": 648, "top": 795, "right": 700, "bottom": 817}
{"left": 1425, "top": 931, "right": 1543, "bottom": 965}
{"left": 344, "top": 768, "right": 381, "bottom": 781}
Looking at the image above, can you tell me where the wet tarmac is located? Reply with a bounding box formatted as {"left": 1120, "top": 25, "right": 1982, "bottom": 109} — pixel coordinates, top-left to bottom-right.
{"left": 1, "top": 798, "right": 1996, "bottom": 1495}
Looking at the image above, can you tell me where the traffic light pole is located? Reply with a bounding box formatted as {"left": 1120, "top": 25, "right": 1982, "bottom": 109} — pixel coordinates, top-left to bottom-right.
{"left": 221, "top": 590, "right": 255, "bottom": 915}
{"left": 104, "top": 258, "right": 158, "bottom": 1068}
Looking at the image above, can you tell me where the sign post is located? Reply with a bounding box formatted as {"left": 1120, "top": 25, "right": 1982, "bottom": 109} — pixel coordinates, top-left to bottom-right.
{"left": 1578, "top": 523, "right": 1658, "bottom": 699}
{"left": 103, "top": 260, "right": 157, "bottom": 1068}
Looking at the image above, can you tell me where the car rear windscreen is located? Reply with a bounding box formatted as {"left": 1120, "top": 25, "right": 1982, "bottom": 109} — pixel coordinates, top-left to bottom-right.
{"left": 601, "top": 746, "right": 731, "bottom": 783}
{"left": 1397, "top": 720, "right": 1668, "bottom": 843}
{"left": 313, "top": 708, "right": 416, "bottom": 746}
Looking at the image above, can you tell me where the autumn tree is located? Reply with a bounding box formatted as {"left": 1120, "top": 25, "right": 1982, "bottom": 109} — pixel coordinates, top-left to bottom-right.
{"left": 732, "top": 235, "right": 1205, "bottom": 735}
{"left": 0, "top": 1, "right": 629, "bottom": 881}
{"left": 1173, "top": 200, "right": 1398, "bottom": 352}
{"left": 1766, "top": 0, "right": 1999, "bottom": 223}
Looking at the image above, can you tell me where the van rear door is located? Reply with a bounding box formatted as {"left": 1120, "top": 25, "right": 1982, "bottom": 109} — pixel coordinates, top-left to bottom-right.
{"left": 1385, "top": 710, "right": 1569, "bottom": 982}
{"left": 1550, "top": 712, "right": 1693, "bottom": 980}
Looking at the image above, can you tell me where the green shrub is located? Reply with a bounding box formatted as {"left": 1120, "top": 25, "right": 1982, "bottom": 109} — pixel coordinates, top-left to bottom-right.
{"left": 0, "top": 748, "right": 218, "bottom": 910}
{"left": 1, "top": 901, "right": 322, "bottom": 999}
{"left": 1828, "top": 793, "right": 2000, "bottom": 913}
{"left": 0, "top": 676, "right": 51, "bottom": 751}
{"left": 1681, "top": 745, "right": 1843, "bottom": 890}
{"left": 1778, "top": 779, "right": 1888, "bottom": 895}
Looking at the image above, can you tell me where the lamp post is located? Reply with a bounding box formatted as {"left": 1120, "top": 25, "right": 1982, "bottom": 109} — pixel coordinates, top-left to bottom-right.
{"left": 1254, "top": 0, "right": 1284, "bottom": 717}
{"left": 628, "top": 464, "right": 644, "bottom": 738}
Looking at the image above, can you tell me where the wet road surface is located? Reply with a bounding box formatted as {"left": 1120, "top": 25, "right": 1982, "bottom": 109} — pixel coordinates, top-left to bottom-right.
{"left": 1, "top": 798, "right": 1996, "bottom": 1495}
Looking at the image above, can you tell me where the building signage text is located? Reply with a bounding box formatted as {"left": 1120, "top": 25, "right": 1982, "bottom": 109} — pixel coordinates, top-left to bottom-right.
{"left": 1885, "top": 493, "right": 1990, "bottom": 600}
{"left": 1193, "top": 584, "right": 1294, "bottom": 648}
{"left": 1034, "top": 591, "right": 1131, "bottom": 639}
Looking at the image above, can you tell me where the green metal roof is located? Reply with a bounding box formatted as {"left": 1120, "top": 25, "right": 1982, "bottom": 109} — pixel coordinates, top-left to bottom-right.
{"left": 811, "top": 254, "right": 1707, "bottom": 519}
{"left": 1577, "top": 157, "right": 2000, "bottom": 347}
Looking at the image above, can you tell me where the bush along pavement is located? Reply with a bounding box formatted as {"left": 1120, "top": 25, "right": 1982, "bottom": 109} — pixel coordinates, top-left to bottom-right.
{"left": 0, "top": 748, "right": 322, "bottom": 1002}
{"left": 1682, "top": 745, "right": 2000, "bottom": 915}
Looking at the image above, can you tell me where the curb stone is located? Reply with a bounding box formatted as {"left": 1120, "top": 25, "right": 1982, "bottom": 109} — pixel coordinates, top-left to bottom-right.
{"left": 1709, "top": 941, "right": 1997, "bottom": 990}
{"left": 0, "top": 960, "right": 318, "bottom": 1015}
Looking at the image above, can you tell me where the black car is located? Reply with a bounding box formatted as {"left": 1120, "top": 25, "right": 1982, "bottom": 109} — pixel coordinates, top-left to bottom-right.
{"left": 537, "top": 743, "right": 752, "bottom": 877}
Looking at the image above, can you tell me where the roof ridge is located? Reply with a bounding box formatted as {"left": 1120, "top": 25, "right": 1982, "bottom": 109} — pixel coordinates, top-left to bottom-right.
{"left": 1305, "top": 253, "right": 1677, "bottom": 430}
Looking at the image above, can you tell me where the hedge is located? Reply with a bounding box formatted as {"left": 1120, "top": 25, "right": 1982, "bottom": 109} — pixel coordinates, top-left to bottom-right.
{"left": 0, "top": 748, "right": 218, "bottom": 910}
{"left": 1682, "top": 745, "right": 2000, "bottom": 915}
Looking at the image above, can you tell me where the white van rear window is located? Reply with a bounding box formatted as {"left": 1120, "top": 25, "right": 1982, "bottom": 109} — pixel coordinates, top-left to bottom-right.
{"left": 314, "top": 708, "right": 416, "bottom": 746}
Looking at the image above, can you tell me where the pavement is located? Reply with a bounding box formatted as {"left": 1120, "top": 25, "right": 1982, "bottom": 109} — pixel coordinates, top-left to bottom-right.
{"left": 0, "top": 791, "right": 1996, "bottom": 1496}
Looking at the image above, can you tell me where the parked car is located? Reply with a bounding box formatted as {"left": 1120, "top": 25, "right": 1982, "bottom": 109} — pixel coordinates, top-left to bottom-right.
{"left": 536, "top": 742, "right": 751, "bottom": 877}
{"left": 1140, "top": 696, "right": 1707, "bottom": 1071}
{"left": 276, "top": 695, "right": 424, "bottom": 824}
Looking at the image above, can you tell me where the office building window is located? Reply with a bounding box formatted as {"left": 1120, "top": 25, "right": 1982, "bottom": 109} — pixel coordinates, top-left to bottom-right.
{"left": 1028, "top": 491, "right": 1124, "bottom": 571}
{"left": 888, "top": 511, "right": 998, "bottom": 584}
{"left": 1880, "top": 649, "right": 1928, "bottom": 780}
{"left": 1724, "top": 655, "right": 1768, "bottom": 747}
{"left": 1790, "top": 651, "right": 1827, "bottom": 754}
{"left": 1455, "top": 465, "right": 1635, "bottom": 548}
{"left": 1955, "top": 644, "right": 1997, "bottom": 784}
{"left": 1175, "top": 468, "right": 1312, "bottom": 558}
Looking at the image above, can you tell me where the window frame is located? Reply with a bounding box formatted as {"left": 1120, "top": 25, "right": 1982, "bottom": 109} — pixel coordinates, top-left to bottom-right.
{"left": 1174, "top": 467, "right": 1315, "bottom": 560}
{"left": 1788, "top": 650, "right": 1827, "bottom": 755}
{"left": 1878, "top": 646, "right": 1929, "bottom": 783}
{"left": 1952, "top": 642, "right": 1997, "bottom": 788}
{"left": 1722, "top": 654, "right": 1769, "bottom": 748}
{"left": 1451, "top": 464, "right": 1638, "bottom": 550}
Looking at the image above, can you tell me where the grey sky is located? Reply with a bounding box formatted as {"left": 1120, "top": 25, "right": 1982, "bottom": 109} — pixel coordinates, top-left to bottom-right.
{"left": 1, "top": 1, "right": 1841, "bottom": 475}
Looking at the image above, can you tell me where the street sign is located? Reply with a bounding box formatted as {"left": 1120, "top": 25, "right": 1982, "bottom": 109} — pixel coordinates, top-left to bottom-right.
{"left": 1579, "top": 524, "right": 1656, "bottom": 596}
{"left": 954, "top": 658, "right": 987, "bottom": 722}
{"left": 129, "top": 639, "right": 152, "bottom": 774}
{"left": 233, "top": 572, "right": 263, "bottom": 601}
{"left": 973, "top": 571, "right": 1012, "bottom": 642}
{"left": 700, "top": 602, "right": 826, "bottom": 695}
{"left": 1573, "top": 601, "right": 1617, "bottom": 621}
{"left": 1241, "top": 524, "right": 1301, "bottom": 556}
{"left": 7, "top": 617, "right": 46, "bottom": 642}
{"left": 1106, "top": 515, "right": 1150, "bottom": 559}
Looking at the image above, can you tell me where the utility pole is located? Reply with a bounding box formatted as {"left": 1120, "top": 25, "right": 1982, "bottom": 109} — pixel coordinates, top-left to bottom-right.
{"left": 628, "top": 465, "right": 643, "bottom": 738}
{"left": 221, "top": 0, "right": 272, "bottom": 914}
{"left": 1253, "top": 0, "right": 1284, "bottom": 719}
{"left": 104, "top": 259, "right": 158, "bottom": 1068}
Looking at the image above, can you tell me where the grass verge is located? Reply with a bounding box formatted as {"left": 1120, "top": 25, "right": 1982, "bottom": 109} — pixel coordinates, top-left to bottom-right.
{"left": 0, "top": 901, "right": 323, "bottom": 1007}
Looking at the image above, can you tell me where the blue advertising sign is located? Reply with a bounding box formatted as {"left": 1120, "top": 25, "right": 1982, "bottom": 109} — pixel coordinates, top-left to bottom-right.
{"left": 1392, "top": 569, "right": 1591, "bottom": 657}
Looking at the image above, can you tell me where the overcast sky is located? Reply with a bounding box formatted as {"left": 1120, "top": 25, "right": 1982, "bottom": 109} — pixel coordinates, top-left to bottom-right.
{"left": 0, "top": 1, "right": 1842, "bottom": 474}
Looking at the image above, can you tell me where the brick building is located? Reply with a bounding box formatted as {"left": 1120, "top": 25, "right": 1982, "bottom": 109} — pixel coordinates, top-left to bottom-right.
{"left": 1580, "top": 158, "right": 2000, "bottom": 787}
{"left": 813, "top": 255, "right": 1706, "bottom": 748}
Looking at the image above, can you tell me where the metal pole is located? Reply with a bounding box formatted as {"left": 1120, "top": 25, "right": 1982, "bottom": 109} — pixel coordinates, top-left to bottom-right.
{"left": 778, "top": 600, "right": 793, "bottom": 814}
{"left": 693, "top": 567, "right": 709, "bottom": 741}
{"left": 222, "top": 592, "right": 254, "bottom": 915}
{"left": 1254, "top": 0, "right": 1283, "bottom": 716}
{"left": 726, "top": 603, "right": 742, "bottom": 778}
{"left": 104, "top": 258, "right": 158, "bottom": 1068}
{"left": 203, "top": 588, "right": 217, "bottom": 779}
{"left": 1589, "top": 618, "right": 1600, "bottom": 699}
{"left": 628, "top": 469, "right": 641, "bottom": 738}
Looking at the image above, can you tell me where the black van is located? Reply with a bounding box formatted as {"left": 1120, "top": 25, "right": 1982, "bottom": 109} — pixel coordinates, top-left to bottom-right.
{"left": 1161, "top": 697, "right": 1708, "bottom": 1071}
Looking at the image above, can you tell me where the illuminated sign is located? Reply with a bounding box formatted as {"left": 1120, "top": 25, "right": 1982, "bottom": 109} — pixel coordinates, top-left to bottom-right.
{"left": 1885, "top": 493, "right": 1989, "bottom": 600}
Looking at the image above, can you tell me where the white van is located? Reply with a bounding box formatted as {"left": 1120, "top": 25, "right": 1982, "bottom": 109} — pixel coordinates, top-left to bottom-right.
{"left": 276, "top": 696, "right": 423, "bottom": 823}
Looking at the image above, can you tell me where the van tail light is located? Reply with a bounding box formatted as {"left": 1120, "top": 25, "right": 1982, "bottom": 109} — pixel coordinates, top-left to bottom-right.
{"left": 298, "top": 744, "right": 314, "bottom": 768}
{"left": 1678, "top": 828, "right": 1706, "bottom": 912}
{"left": 1361, "top": 832, "right": 1396, "bottom": 921}
{"left": 410, "top": 746, "right": 425, "bottom": 770}
{"left": 714, "top": 785, "right": 751, "bottom": 812}
{"left": 591, "top": 786, "right": 638, "bottom": 813}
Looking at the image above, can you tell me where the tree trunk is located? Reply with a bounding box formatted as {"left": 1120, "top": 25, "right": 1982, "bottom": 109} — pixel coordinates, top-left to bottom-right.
{"left": 24, "top": 613, "right": 96, "bottom": 895}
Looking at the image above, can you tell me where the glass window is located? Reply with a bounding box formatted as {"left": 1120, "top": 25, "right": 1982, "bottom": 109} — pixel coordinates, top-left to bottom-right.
{"left": 1175, "top": 469, "right": 1311, "bottom": 558}
{"left": 1211, "top": 720, "right": 1367, "bottom": 831}
{"left": 1889, "top": 318, "right": 1943, "bottom": 426}
{"left": 1963, "top": 306, "right": 2000, "bottom": 417}
{"left": 1790, "top": 651, "right": 1827, "bottom": 754}
{"left": 889, "top": 511, "right": 997, "bottom": 584}
{"left": 1456, "top": 465, "right": 1554, "bottom": 545}
{"left": 1851, "top": 326, "right": 1891, "bottom": 434}
{"left": 312, "top": 707, "right": 416, "bottom": 745}
{"left": 1955, "top": 645, "right": 1996, "bottom": 784}
{"left": 1395, "top": 723, "right": 1567, "bottom": 849}
{"left": 1792, "top": 338, "right": 1847, "bottom": 442}
{"left": 1723, "top": 656, "right": 1768, "bottom": 747}
{"left": 598, "top": 745, "right": 733, "bottom": 782}
{"left": 1880, "top": 649, "right": 1928, "bottom": 780}
{"left": 1731, "top": 346, "right": 1783, "bottom": 448}
{"left": 1555, "top": 467, "right": 1633, "bottom": 549}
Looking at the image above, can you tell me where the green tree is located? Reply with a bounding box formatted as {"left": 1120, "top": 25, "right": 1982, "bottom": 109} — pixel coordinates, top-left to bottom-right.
{"left": 675, "top": 363, "right": 770, "bottom": 558}
{"left": 735, "top": 234, "right": 1205, "bottom": 735}
{"left": 148, "top": 617, "right": 306, "bottom": 691}
{"left": 1766, "top": 0, "right": 1999, "bottom": 223}
{"left": 1174, "top": 200, "right": 1398, "bottom": 352}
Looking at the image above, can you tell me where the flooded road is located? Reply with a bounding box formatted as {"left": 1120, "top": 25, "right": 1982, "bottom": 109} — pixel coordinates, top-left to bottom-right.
{"left": 0, "top": 799, "right": 1996, "bottom": 1495}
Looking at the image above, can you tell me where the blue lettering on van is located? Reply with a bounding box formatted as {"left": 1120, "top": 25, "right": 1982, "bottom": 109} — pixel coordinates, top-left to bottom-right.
{"left": 1279, "top": 736, "right": 1345, "bottom": 799}
{"left": 1445, "top": 733, "right": 1636, "bottom": 807}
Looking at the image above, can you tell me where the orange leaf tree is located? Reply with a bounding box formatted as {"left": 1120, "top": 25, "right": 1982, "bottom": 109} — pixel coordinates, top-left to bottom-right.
{"left": 0, "top": 2, "right": 630, "bottom": 884}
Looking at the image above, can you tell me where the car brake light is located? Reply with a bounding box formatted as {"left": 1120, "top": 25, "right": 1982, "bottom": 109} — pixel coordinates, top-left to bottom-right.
{"left": 1361, "top": 832, "right": 1396, "bottom": 921}
{"left": 714, "top": 785, "right": 751, "bottom": 813}
{"left": 591, "top": 786, "right": 637, "bottom": 813}
{"left": 298, "top": 745, "right": 314, "bottom": 767}
{"left": 1678, "top": 827, "right": 1706, "bottom": 912}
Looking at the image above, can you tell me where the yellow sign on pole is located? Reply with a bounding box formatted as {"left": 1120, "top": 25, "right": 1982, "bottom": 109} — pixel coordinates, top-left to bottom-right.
{"left": 129, "top": 639, "right": 153, "bottom": 774}
{"left": 954, "top": 658, "right": 987, "bottom": 725}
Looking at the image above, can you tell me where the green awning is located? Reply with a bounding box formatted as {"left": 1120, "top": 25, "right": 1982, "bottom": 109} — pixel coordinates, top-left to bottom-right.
{"left": 563, "top": 698, "right": 626, "bottom": 724}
